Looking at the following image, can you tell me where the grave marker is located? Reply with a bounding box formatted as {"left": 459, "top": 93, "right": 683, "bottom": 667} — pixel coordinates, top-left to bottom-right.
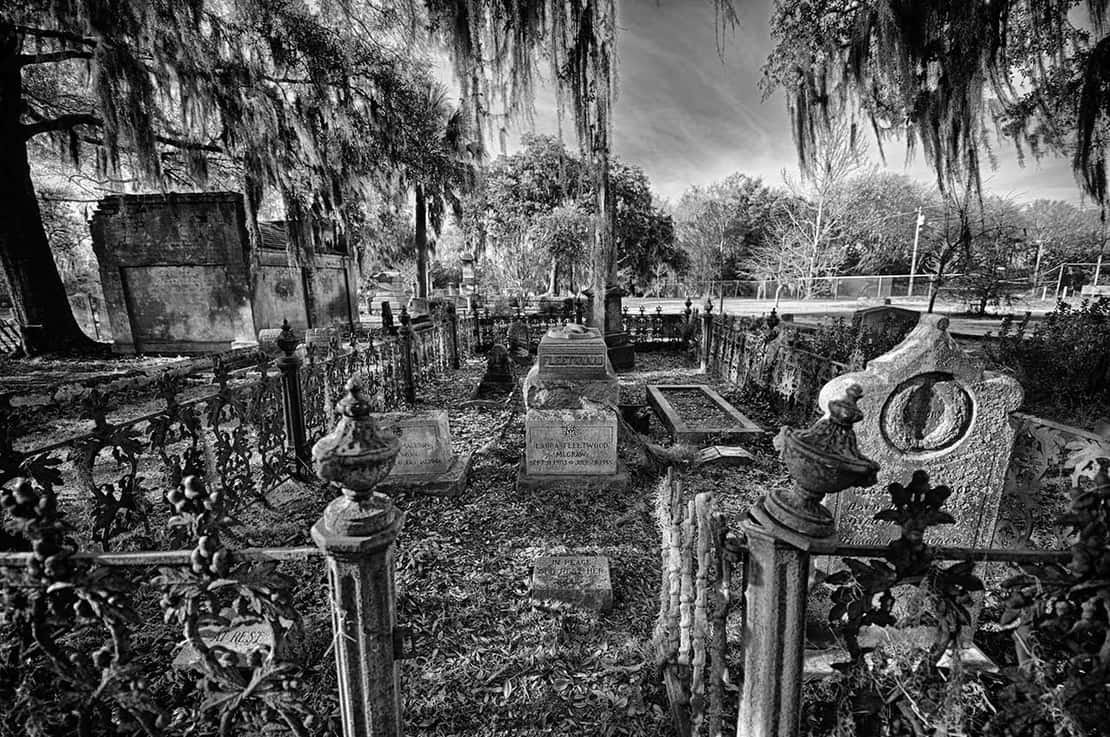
{"left": 376, "top": 410, "right": 472, "bottom": 496}
{"left": 823, "top": 315, "right": 1022, "bottom": 548}
{"left": 531, "top": 555, "right": 613, "bottom": 611}
{"left": 524, "top": 408, "right": 618, "bottom": 476}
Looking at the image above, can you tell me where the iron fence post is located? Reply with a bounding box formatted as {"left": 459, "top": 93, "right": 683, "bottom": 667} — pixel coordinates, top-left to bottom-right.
{"left": 446, "top": 303, "right": 460, "bottom": 370}
{"left": 700, "top": 298, "right": 714, "bottom": 374}
{"left": 275, "top": 319, "right": 310, "bottom": 475}
{"left": 737, "top": 386, "right": 878, "bottom": 737}
{"left": 398, "top": 307, "right": 416, "bottom": 405}
{"left": 312, "top": 379, "right": 405, "bottom": 737}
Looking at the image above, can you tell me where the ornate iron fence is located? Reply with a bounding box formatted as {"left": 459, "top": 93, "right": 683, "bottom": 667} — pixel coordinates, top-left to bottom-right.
{"left": 654, "top": 439, "right": 1081, "bottom": 737}
{"left": 1, "top": 311, "right": 461, "bottom": 552}
{"left": 465, "top": 299, "right": 700, "bottom": 352}
{"left": 1, "top": 377, "right": 410, "bottom": 736}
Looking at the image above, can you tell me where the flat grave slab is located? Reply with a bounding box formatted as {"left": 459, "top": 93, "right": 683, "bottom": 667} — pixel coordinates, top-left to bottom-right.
{"left": 646, "top": 384, "right": 762, "bottom": 445}
{"left": 531, "top": 555, "right": 613, "bottom": 611}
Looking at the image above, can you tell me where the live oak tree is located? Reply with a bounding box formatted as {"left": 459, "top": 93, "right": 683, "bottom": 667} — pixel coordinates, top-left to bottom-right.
{"left": 673, "top": 173, "right": 789, "bottom": 290}
{"left": 473, "top": 134, "right": 674, "bottom": 297}
{"left": 424, "top": 0, "right": 738, "bottom": 326}
{"left": 1, "top": 1, "right": 426, "bottom": 354}
{"left": 763, "top": 0, "right": 1110, "bottom": 207}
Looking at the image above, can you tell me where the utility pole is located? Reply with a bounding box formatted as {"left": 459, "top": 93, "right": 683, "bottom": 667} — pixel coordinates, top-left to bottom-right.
{"left": 1033, "top": 240, "right": 1045, "bottom": 295}
{"left": 908, "top": 207, "right": 925, "bottom": 298}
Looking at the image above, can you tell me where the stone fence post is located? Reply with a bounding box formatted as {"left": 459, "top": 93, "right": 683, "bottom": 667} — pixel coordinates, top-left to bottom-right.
{"left": 700, "top": 298, "right": 714, "bottom": 374}
{"left": 312, "top": 378, "right": 405, "bottom": 737}
{"left": 398, "top": 307, "right": 416, "bottom": 405}
{"left": 275, "top": 319, "right": 311, "bottom": 475}
{"left": 446, "top": 302, "right": 460, "bottom": 370}
{"left": 737, "top": 384, "right": 879, "bottom": 737}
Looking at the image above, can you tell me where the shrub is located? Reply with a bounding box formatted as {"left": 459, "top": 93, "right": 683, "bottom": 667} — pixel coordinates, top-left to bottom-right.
{"left": 987, "top": 298, "right": 1110, "bottom": 421}
{"left": 804, "top": 314, "right": 914, "bottom": 367}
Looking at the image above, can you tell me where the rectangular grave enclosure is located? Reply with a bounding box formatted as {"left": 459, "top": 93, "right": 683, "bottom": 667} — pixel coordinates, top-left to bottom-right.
{"left": 646, "top": 384, "right": 762, "bottom": 444}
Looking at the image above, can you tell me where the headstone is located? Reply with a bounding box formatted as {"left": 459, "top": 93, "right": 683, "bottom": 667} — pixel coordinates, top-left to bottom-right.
{"left": 524, "top": 407, "right": 618, "bottom": 476}
{"left": 506, "top": 318, "right": 531, "bottom": 365}
{"left": 380, "top": 302, "right": 396, "bottom": 335}
{"left": 460, "top": 252, "right": 476, "bottom": 294}
{"left": 523, "top": 325, "right": 619, "bottom": 410}
{"left": 304, "top": 327, "right": 335, "bottom": 349}
{"left": 822, "top": 314, "right": 1023, "bottom": 549}
{"left": 472, "top": 344, "right": 514, "bottom": 400}
{"left": 531, "top": 555, "right": 613, "bottom": 611}
{"left": 603, "top": 284, "right": 634, "bottom": 371}
{"left": 257, "top": 327, "right": 284, "bottom": 356}
{"left": 852, "top": 304, "right": 920, "bottom": 335}
{"left": 90, "top": 193, "right": 257, "bottom": 354}
{"left": 376, "top": 410, "right": 472, "bottom": 496}
{"left": 519, "top": 407, "right": 628, "bottom": 490}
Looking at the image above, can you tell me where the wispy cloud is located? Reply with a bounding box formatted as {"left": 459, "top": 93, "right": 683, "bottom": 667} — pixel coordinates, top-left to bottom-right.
{"left": 490, "top": 0, "right": 1087, "bottom": 205}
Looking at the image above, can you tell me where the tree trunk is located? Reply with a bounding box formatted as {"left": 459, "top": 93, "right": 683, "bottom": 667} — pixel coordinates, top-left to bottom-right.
{"left": 592, "top": 146, "right": 613, "bottom": 330}
{"left": 548, "top": 259, "right": 558, "bottom": 296}
{"left": 0, "top": 26, "right": 102, "bottom": 355}
{"left": 414, "top": 183, "right": 428, "bottom": 299}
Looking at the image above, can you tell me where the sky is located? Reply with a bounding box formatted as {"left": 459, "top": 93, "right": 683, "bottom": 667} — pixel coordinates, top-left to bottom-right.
{"left": 491, "top": 0, "right": 1090, "bottom": 206}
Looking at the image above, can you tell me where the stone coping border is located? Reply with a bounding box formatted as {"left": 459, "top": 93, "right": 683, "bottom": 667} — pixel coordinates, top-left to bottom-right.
{"left": 646, "top": 384, "right": 763, "bottom": 444}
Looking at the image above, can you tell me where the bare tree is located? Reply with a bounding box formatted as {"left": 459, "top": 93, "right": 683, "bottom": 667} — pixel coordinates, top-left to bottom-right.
{"left": 750, "top": 124, "right": 864, "bottom": 299}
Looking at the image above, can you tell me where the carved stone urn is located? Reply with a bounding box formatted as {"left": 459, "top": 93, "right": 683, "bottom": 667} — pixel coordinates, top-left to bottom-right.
{"left": 754, "top": 383, "right": 880, "bottom": 546}
{"left": 312, "top": 377, "right": 401, "bottom": 538}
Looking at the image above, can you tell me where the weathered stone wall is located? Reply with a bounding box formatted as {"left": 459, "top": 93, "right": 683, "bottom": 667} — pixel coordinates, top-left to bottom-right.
{"left": 91, "top": 193, "right": 254, "bottom": 353}
{"left": 91, "top": 193, "right": 359, "bottom": 353}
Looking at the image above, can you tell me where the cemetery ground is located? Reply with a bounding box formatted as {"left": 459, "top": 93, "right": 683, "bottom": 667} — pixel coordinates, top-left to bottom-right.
{"left": 6, "top": 342, "right": 1081, "bottom": 737}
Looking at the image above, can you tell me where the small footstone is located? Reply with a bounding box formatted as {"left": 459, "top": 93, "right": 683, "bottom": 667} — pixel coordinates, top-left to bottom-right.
{"left": 531, "top": 555, "right": 613, "bottom": 612}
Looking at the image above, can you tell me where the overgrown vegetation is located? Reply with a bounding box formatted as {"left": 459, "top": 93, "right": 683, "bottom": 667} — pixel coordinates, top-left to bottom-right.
{"left": 803, "top": 314, "right": 916, "bottom": 367}
{"left": 987, "top": 298, "right": 1110, "bottom": 424}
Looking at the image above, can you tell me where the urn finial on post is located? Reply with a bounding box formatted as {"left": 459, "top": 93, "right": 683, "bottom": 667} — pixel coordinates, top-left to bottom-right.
{"left": 312, "top": 378, "right": 402, "bottom": 538}
{"left": 311, "top": 378, "right": 405, "bottom": 737}
{"left": 754, "top": 383, "right": 880, "bottom": 547}
{"left": 737, "top": 383, "right": 879, "bottom": 737}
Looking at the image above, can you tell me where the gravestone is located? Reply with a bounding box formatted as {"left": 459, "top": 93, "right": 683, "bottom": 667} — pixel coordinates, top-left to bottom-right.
{"left": 91, "top": 195, "right": 357, "bottom": 354}
{"left": 506, "top": 318, "right": 532, "bottom": 366}
{"left": 519, "top": 406, "right": 628, "bottom": 490}
{"left": 375, "top": 410, "right": 472, "bottom": 496}
{"left": 472, "top": 344, "right": 514, "bottom": 400}
{"left": 90, "top": 193, "right": 256, "bottom": 354}
{"left": 519, "top": 326, "right": 627, "bottom": 490}
{"left": 822, "top": 314, "right": 1022, "bottom": 549}
{"left": 853, "top": 302, "right": 919, "bottom": 336}
{"left": 523, "top": 324, "right": 619, "bottom": 410}
{"left": 603, "top": 284, "right": 635, "bottom": 371}
{"left": 531, "top": 555, "right": 613, "bottom": 611}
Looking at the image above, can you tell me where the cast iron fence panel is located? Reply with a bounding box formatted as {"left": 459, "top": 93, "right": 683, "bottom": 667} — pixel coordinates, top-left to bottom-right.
{"left": 0, "top": 476, "right": 330, "bottom": 735}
